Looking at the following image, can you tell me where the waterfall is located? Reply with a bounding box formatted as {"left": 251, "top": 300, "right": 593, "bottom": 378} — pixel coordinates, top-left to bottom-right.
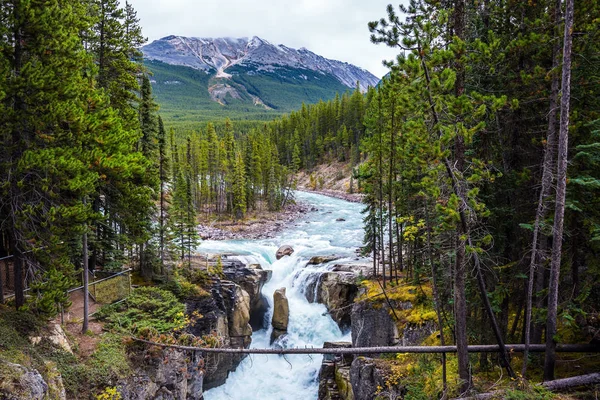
{"left": 202, "top": 191, "right": 364, "bottom": 400}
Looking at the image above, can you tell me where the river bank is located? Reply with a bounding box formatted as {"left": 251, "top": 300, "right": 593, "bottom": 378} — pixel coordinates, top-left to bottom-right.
{"left": 197, "top": 189, "right": 363, "bottom": 242}
{"left": 297, "top": 186, "right": 364, "bottom": 203}
{"left": 197, "top": 200, "right": 311, "bottom": 240}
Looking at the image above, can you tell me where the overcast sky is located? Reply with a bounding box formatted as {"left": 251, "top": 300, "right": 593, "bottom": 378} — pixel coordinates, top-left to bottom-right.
{"left": 127, "top": 0, "right": 406, "bottom": 78}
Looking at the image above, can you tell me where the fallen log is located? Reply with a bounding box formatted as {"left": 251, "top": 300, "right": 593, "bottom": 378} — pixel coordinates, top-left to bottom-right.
{"left": 541, "top": 372, "right": 600, "bottom": 391}
{"left": 454, "top": 372, "right": 600, "bottom": 399}
{"left": 132, "top": 338, "right": 599, "bottom": 355}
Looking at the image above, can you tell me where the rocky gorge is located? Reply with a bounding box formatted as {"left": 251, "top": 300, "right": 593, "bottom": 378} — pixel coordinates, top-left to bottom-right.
{"left": 0, "top": 192, "right": 435, "bottom": 400}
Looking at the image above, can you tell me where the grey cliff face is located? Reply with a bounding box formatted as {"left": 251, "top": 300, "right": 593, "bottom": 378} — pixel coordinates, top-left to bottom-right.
{"left": 142, "top": 35, "right": 379, "bottom": 92}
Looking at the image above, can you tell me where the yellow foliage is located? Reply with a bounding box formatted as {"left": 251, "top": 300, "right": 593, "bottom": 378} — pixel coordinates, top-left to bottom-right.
{"left": 96, "top": 387, "right": 121, "bottom": 400}
{"left": 405, "top": 306, "right": 437, "bottom": 325}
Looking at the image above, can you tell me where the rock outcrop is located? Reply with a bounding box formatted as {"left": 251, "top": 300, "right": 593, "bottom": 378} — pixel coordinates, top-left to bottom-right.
{"left": 119, "top": 348, "right": 204, "bottom": 400}
{"left": 350, "top": 357, "right": 404, "bottom": 400}
{"left": 402, "top": 321, "right": 437, "bottom": 346}
{"left": 276, "top": 245, "right": 294, "bottom": 260}
{"left": 309, "top": 272, "right": 358, "bottom": 329}
{"left": 222, "top": 260, "right": 271, "bottom": 329}
{"left": 185, "top": 280, "right": 253, "bottom": 389}
{"left": 0, "top": 361, "right": 66, "bottom": 400}
{"left": 30, "top": 324, "right": 72, "bottom": 354}
{"left": 331, "top": 263, "right": 373, "bottom": 278}
{"left": 271, "top": 287, "right": 289, "bottom": 343}
{"left": 318, "top": 342, "right": 354, "bottom": 400}
{"left": 351, "top": 301, "right": 399, "bottom": 348}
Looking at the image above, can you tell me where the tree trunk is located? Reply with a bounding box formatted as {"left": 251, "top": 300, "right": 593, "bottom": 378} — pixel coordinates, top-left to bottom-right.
{"left": 544, "top": 0, "right": 574, "bottom": 381}
{"left": 378, "top": 94, "right": 386, "bottom": 288}
{"left": 453, "top": 0, "right": 471, "bottom": 392}
{"left": 522, "top": 0, "right": 562, "bottom": 377}
{"left": 388, "top": 97, "right": 396, "bottom": 285}
{"left": 426, "top": 200, "right": 447, "bottom": 396}
{"left": 82, "top": 216, "right": 89, "bottom": 334}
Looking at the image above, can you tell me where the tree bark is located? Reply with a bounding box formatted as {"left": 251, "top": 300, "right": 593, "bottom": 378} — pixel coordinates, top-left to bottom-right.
{"left": 453, "top": 1, "right": 471, "bottom": 392}
{"left": 544, "top": 0, "right": 574, "bottom": 381}
{"left": 82, "top": 208, "right": 89, "bottom": 334}
{"left": 388, "top": 95, "right": 396, "bottom": 284}
{"left": 522, "top": 0, "right": 562, "bottom": 377}
{"left": 426, "top": 200, "right": 448, "bottom": 396}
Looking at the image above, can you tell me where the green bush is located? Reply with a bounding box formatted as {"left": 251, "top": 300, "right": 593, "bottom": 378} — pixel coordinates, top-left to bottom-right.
{"left": 96, "top": 286, "right": 185, "bottom": 334}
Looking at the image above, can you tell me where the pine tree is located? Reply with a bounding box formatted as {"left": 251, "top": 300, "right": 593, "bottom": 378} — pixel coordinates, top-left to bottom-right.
{"left": 0, "top": 0, "right": 101, "bottom": 310}
{"left": 232, "top": 152, "right": 247, "bottom": 220}
{"left": 157, "top": 116, "right": 169, "bottom": 273}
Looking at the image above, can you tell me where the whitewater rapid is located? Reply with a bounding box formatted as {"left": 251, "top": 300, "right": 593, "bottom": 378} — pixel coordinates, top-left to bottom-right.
{"left": 201, "top": 191, "right": 365, "bottom": 400}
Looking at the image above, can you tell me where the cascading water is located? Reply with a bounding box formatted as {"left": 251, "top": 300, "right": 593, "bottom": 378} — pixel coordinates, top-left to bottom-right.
{"left": 201, "top": 191, "right": 366, "bottom": 400}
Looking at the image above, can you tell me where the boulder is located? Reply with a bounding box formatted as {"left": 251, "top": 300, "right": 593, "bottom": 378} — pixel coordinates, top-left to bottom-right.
{"left": 276, "top": 245, "right": 294, "bottom": 260}
{"left": 402, "top": 321, "right": 437, "bottom": 346}
{"left": 331, "top": 263, "right": 373, "bottom": 279}
{"left": 271, "top": 287, "right": 289, "bottom": 343}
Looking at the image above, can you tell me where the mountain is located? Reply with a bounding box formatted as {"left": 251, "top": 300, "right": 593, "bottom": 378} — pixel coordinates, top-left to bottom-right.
{"left": 142, "top": 36, "right": 380, "bottom": 125}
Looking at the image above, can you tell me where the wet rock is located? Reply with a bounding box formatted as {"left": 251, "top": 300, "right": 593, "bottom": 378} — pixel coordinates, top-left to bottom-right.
{"left": 271, "top": 288, "right": 289, "bottom": 343}
{"left": 222, "top": 261, "right": 271, "bottom": 330}
{"left": 276, "top": 245, "right": 294, "bottom": 260}
{"left": 350, "top": 357, "right": 404, "bottom": 400}
{"left": 185, "top": 280, "right": 252, "bottom": 390}
{"left": 318, "top": 342, "right": 354, "bottom": 400}
{"left": 307, "top": 255, "right": 341, "bottom": 265}
{"left": 336, "top": 218, "right": 346, "bottom": 222}
{"left": 315, "top": 272, "right": 358, "bottom": 329}
{"left": 331, "top": 263, "right": 373, "bottom": 278}
{"left": 351, "top": 301, "right": 399, "bottom": 348}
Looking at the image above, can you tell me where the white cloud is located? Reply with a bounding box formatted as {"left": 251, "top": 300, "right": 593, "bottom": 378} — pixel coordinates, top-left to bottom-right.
{"left": 127, "top": 0, "right": 405, "bottom": 78}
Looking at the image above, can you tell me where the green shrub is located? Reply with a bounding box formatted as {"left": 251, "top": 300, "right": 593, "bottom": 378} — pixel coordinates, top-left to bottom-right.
{"left": 96, "top": 286, "right": 185, "bottom": 334}
{"left": 87, "top": 334, "right": 130, "bottom": 389}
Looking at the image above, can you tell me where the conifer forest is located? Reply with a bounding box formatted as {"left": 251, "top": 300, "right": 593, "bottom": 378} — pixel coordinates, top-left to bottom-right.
{"left": 0, "top": 0, "right": 599, "bottom": 399}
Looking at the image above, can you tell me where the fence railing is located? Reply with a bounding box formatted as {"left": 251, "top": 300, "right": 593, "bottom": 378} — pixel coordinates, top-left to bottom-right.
{"left": 1, "top": 260, "right": 131, "bottom": 305}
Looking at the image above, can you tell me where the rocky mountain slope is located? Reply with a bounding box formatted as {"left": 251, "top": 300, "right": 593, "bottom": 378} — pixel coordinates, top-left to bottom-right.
{"left": 142, "top": 36, "right": 380, "bottom": 123}
{"left": 143, "top": 36, "right": 379, "bottom": 91}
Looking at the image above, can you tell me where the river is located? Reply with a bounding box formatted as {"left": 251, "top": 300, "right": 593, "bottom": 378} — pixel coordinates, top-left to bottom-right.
{"left": 199, "top": 191, "right": 366, "bottom": 400}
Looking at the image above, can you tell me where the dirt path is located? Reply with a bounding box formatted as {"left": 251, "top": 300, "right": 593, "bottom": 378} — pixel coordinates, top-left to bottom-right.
{"left": 63, "top": 289, "right": 99, "bottom": 324}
